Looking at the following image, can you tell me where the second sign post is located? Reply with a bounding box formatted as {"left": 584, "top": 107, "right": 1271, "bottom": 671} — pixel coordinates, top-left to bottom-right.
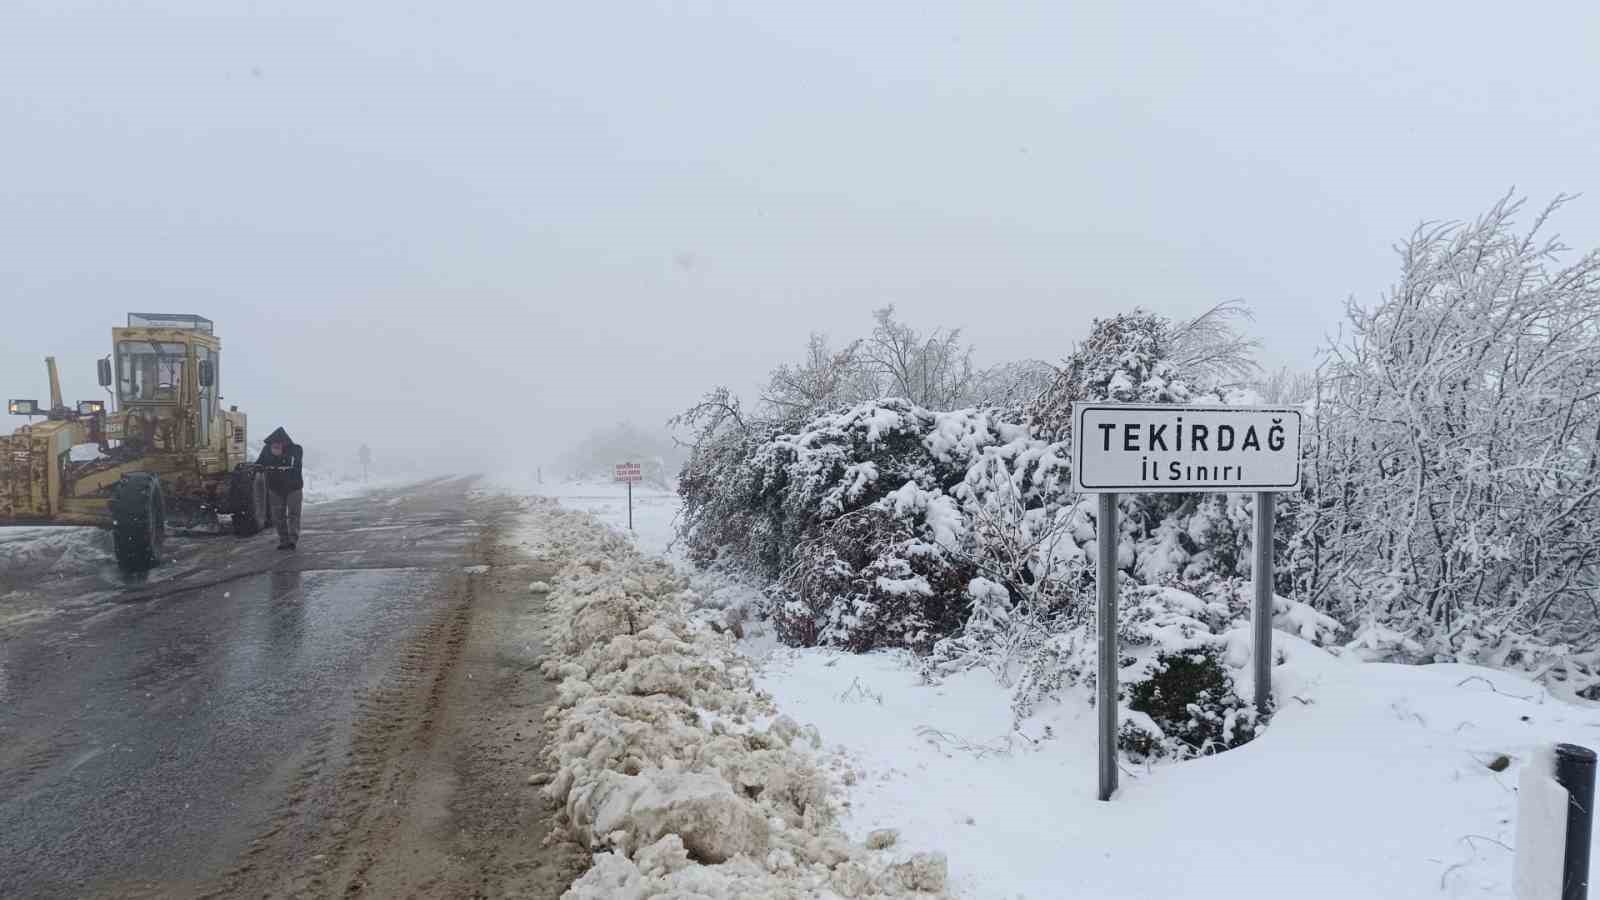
{"left": 614, "top": 461, "right": 642, "bottom": 531}
{"left": 1072, "top": 403, "right": 1302, "bottom": 802}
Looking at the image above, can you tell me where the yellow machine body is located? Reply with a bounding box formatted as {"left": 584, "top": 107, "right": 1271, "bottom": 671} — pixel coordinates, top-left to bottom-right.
{"left": 0, "top": 313, "right": 251, "bottom": 527}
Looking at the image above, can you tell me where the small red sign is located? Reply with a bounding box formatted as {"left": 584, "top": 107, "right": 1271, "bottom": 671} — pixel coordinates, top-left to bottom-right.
{"left": 614, "top": 462, "right": 643, "bottom": 484}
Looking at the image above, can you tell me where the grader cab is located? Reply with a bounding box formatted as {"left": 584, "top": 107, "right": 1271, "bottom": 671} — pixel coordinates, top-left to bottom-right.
{"left": 0, "top": 313, "right": 271, "bottom": 571}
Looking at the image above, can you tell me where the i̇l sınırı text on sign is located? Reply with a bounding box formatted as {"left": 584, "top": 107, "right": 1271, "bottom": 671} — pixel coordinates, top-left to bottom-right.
{"left": 1072, "top": 404, "right": 1302, "bottom": 492}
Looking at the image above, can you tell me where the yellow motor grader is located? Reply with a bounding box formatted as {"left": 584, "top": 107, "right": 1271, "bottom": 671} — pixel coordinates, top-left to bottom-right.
{"left": 1, "top": 313, "right": 272, "bottom": 572}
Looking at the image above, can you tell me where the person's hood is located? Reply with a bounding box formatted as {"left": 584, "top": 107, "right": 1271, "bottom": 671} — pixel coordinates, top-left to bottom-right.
{"left": 265, "top": 426, "right": 294, "bottom": 446}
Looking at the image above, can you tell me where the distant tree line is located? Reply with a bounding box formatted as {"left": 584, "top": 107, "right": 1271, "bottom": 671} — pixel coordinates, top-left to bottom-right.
{"left": 557, "top": 421, "right": 687, "bottom": 489}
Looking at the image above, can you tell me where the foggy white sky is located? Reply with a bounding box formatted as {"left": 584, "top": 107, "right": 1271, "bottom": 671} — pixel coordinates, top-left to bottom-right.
{"left": 5, "top": 1, "right": 1598, "bottom": 471}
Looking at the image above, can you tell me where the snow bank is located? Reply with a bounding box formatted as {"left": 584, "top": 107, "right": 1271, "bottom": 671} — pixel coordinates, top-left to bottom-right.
{"left": 514, "top": 498, "right": 949, "bottom": 899}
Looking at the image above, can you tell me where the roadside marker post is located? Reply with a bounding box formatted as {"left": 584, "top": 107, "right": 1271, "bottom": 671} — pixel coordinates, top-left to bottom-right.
{"left": 613, "top": 462, "right": 643, "bottom": 531}
{"left": 1517, "top": 743, "right": 1595, "bottom": 900}
{"left": 1072, "top": 403, "right": 1302, "bottom": 802}
{"left": 1557, "top": 744, "right": 1596, "bottom": 900}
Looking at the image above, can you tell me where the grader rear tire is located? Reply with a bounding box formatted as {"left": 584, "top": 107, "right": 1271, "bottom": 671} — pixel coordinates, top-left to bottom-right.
{"left": 229, "top": 467, "right": 268, "bottom": 536}
{"left": 112, "top": 473, "right": 167, "bottom": 572}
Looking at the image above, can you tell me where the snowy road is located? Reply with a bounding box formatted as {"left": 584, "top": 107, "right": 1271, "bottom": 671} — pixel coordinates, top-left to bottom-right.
{"left": 0, "top": 477, "right": 581, "bottom": 899}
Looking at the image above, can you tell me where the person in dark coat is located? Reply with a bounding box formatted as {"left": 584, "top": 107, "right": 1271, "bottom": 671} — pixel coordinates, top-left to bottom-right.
{"left": 257, "top": 426, "right": 304, "bottom": 550}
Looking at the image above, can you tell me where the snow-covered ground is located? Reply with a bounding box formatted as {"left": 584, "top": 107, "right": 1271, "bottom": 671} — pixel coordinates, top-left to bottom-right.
{"left": 498, "top": 477, "right": 1600, "bottom": 899}
{"left": 763, "top": 644, "right": 1600, "bottom": 899}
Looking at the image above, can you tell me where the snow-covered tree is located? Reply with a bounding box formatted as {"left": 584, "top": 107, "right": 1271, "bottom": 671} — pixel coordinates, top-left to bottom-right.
{"left": 1025, "top": 310, "right": 1201, "bottom": 442}
{"left": 1299, "top": 193, "right": 1600, "bottom": 665}
{"left": 858, "top": 305, "right": 981, "bottom": 409}
{"left": 1166, "top": 299, "right": 1263, "bottom": 389}
{"left": 759, "top": 333, "right": 873, "bottom": 429}
{"left": 1253, "top": 366, "right": 1319, "bottom": 406}
{"left": 969, "top": 358, "right": 1058, "bottom": 416}
{"left": 671, "top": 387, "right": 780, "bottom": 569}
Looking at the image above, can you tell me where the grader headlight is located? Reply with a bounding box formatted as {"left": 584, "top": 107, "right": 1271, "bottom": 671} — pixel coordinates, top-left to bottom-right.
{"left": 77, "top": 400, "right": 105, "bottom": 416}
{"left": 8, "top": 399, "right": 39, "bottom": 416}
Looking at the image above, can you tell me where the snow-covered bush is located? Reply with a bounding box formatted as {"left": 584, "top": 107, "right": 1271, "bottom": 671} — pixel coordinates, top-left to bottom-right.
{"left": 679, "top": 398, "right": 1089, "bottom": 654}
{"left": 1123, "top": 644, "right": 1257, "bottom": 760}
{"left": 769, "top": 508, "right": 977, "bottom": 653}
{"left": 675, "top": 306, "right": 1061, "bottom": 584}
{"left": 1004, "top": 577, "right": 1338, "bottom": 759}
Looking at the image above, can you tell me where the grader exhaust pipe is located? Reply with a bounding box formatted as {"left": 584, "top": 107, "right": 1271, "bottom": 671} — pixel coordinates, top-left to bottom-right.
{"left": 46, "top": 356, "right": 63, "bottom": 412}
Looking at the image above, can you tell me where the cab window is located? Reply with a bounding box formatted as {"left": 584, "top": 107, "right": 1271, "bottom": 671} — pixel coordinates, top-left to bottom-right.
{"left": 117, "top": 341, "right": 187, "bottom": 403}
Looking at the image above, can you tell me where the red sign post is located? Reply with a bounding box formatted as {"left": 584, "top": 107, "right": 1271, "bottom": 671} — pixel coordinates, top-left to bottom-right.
{"left": 614, "top": 462, "right": 642, "bottom": 531}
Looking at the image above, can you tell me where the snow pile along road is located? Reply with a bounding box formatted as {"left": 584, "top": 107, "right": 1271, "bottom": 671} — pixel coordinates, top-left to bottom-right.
{"left": 517, "top": 498, "right": 949, "bottom": 899}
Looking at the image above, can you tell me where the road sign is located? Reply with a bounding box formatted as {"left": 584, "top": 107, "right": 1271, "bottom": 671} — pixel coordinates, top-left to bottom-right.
{"left": 1073, "top": 402, "right": 1303, "bottom": 802}
{"left": 1072, "top": 403, "right": 1301, "bottom": 493}
{"left": 615, "top": 462, "right": 642, "bottom": 531}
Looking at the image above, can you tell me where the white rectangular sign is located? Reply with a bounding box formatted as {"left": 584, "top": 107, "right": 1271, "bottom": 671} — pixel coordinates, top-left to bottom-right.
{"left": 613, "top": 462, "right": 643, "bottom": 484}
{"left": 1072, "top": 403, "right": 1302, "bottom": 493}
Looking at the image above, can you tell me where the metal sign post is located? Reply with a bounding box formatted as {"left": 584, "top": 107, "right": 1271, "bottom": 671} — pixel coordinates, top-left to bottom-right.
{"left": 613, "top": 462, "right": 643, "bottom": 532}
{"left": 1096, "top": 491, "right": 1119, "bottom": 802}
{"left": 1072, "top": 403, "right": 1302, "bottom": 801}
{"left": 1253, "top": 491, "right": 1275, "bottom": 717}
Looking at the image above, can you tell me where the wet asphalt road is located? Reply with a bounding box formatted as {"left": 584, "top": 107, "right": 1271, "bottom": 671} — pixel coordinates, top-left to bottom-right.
{"left": 0, "top": 476, "right": 487, "bottom": 899}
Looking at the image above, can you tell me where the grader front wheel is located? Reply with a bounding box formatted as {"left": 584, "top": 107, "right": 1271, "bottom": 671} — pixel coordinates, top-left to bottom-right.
{"left": 112, "top": 473, "right": 167, "bottom": 572}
